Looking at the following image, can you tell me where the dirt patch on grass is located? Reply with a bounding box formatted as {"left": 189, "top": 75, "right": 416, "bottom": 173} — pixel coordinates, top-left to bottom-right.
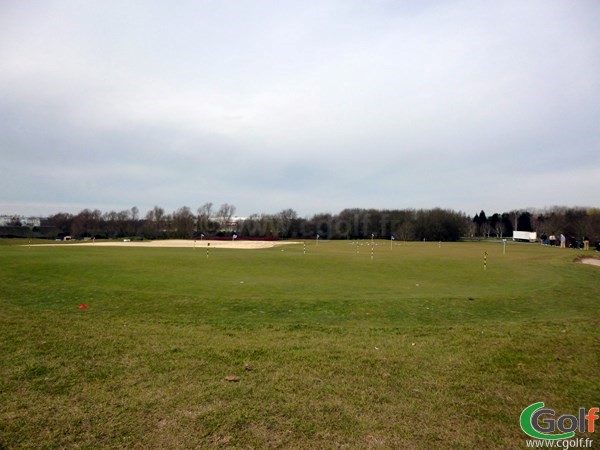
{"left": 575, "top": 256, "right": 600, "bottom": 267}
{"left": 32, "top": 239, "right": 302, "bottom": 250}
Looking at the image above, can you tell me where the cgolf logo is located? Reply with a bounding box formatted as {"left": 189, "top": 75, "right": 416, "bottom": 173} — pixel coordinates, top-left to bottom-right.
{"left": 520, "top": 402, "right": 598, "bottom": 440}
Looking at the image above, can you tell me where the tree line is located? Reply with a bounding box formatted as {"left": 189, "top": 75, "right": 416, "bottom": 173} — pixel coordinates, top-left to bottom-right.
{"left": 31, "top": 206, "right": 467, "bottom": 241}
{"left": 1, "top": 205, "right": 599, "bottom": 243}
{"left": 470, "top": 207, "right": 600, "bottom": 243}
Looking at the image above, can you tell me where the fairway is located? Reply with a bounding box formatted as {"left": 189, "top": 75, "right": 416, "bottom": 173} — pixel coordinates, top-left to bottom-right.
{"left": 1, "top": 240, "right": 599, "bottom": 448}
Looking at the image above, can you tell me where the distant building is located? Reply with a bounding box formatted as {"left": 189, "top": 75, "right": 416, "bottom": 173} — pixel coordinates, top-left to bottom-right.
{"left": 216, "top": 216, "right": 247, "bottom": 232}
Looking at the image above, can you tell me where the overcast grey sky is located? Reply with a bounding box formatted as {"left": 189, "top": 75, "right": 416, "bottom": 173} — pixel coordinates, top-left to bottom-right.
{"left": 1, "top": 0, "right": 599, "bottom": 218}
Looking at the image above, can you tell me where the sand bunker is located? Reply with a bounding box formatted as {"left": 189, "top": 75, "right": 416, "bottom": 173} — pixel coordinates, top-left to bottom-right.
{"left": 33, "top": 239, "right": 302, "bottom": 250}
{"left": 579, "top": 257, "right": 600, "bottom": 267}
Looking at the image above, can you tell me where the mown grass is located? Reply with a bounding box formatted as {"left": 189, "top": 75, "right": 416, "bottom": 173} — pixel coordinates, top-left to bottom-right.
{"left": 0, "top": 239, "right": 599, "bottom": 449}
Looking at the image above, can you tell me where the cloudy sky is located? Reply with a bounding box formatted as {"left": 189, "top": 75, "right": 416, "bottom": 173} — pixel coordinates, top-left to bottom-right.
{"left": 1, "top": 0, "right": 599, "bottom": 218}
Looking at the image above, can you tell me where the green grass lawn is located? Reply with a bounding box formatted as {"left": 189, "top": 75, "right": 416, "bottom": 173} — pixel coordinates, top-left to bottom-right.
{"left": 1, "top": 239, "right": 598, "bottom": 448}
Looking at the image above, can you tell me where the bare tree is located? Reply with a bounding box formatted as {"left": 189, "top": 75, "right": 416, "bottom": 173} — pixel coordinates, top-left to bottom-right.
{"left": 144, "top": 206, "right": 166, "bottom": 238}
{"left": 172, "top": 206, "right": 195, "bottom": 238}
{"left": 117, "top": 210, "right": 131, "bottom": 236}
{"left": 103, "top": 210, "right": 119, "bottom": 237}
{"left": 466, "top": 219, "right": 476, "bottom": 239}
{"left": 71, "top": 209, "right": 102, "bottom": 238}
{"left": 44, "top": 213, "right": 74, "bottom": 234}
{"left": 197, "top": 202, "right": 213, "bottom": 232}
{"left": 494, "top": 219, "right": 505, "bottom": 238}
{"left": 397, "top": 220, "right": 416, "bottom": 241}
{"left": 481, "top": 221, "right": 492, "bottom": 238}
{"left": 276, "top": 208, "right": 297, "bottom": 237}
{"left": 129, "top": 206, "right": 140, "bottom": 236}
{"left": 217, "top": 203, "right": 236, "bottom": 223}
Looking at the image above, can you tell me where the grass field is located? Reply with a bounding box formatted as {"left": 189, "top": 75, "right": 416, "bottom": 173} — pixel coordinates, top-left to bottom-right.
{"left": 1, "top": 239, "right": 599, "bottom": 449}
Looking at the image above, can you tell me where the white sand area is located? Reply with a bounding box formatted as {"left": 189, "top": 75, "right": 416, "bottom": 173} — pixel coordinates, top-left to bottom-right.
{"left": 33, "top": 239, "right": 302, "bottom": 250}
{"left": 580, "top": 257, "right": 600, "bottom": 267}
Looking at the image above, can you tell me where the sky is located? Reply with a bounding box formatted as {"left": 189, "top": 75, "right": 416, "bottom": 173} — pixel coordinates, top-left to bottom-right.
{"left": 1, "top": 0, "right": 599, "bottom": 218}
